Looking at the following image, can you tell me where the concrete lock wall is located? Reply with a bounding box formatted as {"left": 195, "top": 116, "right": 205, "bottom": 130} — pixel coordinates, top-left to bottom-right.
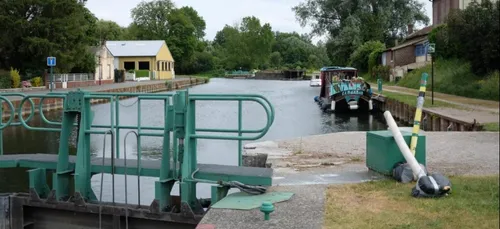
{"left": 0, "top": 195, "right": 9, "bottom": 229}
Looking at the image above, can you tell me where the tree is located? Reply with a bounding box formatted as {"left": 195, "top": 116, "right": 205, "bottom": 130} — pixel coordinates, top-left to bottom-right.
{"left": 293, "top": 0, "right": 429, "bottom": 63}
{"left": 130, "top": 0, "right": 175, "bottom": 39}
{"left": 213, "top": 17, "right": 275, "bottom": 70}
{"left": 96, "top": 20, "right": 126, "bottom": 42}
{"left": 269, "top": 52, "right": 283, "bottom": 69}
{"left": 0, "top": 0, "right": 98, "bottom": 74}
{"left": 178, "top": 6, "right": 206, "bottom": 40}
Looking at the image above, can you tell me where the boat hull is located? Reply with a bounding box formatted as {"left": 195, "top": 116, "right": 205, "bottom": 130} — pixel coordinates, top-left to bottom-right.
{"left": 316, "top": 93, "right": 373, "bottom": 113}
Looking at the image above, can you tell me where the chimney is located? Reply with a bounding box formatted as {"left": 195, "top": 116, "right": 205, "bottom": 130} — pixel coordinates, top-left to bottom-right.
{"left": 408, "top": 24, "right": 414, "bottom": 35}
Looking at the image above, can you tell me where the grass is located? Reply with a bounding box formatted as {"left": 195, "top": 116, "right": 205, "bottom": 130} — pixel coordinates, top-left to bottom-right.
{"left": 482, "top": 122, "right": 500, "bottom": 132}
{"left": 380, "top": 91, "right": 460, "bottom": 109}
{"left": 324, "top": 175, "right": 499, "bottom": 229}
{"left": 396, "top": 59, "right": 499, "bottom": 101}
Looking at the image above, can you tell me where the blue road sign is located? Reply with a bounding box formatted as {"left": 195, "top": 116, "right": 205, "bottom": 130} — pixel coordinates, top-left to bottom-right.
{"left": 47, "top": 56, "right": 56, "bottom": 67}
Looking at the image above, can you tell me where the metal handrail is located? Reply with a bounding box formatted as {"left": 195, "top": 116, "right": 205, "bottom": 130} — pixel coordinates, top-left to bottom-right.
{"left": 98, "top": 129, "right": 115, "bottom": 229}
{"left": 188, "top": 95, "right": 275, "bottom": 141}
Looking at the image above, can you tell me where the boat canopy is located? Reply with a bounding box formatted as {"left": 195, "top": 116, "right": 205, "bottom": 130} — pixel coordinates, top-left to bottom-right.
{"left": 320, "top": 66, "right": 357, "bottom": 72}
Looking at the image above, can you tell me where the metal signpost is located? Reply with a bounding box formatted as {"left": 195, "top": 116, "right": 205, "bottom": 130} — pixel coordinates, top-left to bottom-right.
{"left": 428, "top": 43, "right": 435, "bottom": 105}
{"left": 47, "top": 56, "right": 56, "bottom": 92}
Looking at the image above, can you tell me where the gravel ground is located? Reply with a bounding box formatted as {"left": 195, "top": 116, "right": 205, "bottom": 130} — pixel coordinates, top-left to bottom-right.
{"left": 274, "top": 131, "right": 499, "bottom": 176}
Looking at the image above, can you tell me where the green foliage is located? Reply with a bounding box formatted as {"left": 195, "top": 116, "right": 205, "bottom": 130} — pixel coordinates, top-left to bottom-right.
{"left": 134, "top": 70, "right": 150, "bottom": 78}
{"left": 0, "top": 0, "right": 99, "bottom": 74}
{"left": 9, "top": 68, "right": 21, "bottom": 88}
{"left": 269, "top": 52, "right": 282, "bottom": 69}
{"left": 0, "top": 70, "right": 10, "bottom": 89}
{"left": 96, "top": 20, "right": 126, "bottom": 42}
{"left": 437, "top": 0, "right": 500, "bottom": 75}
{"left": 371, "top": 65, "right": 391, "bottom": 81}
{"left": 294, "top": 0, "right": 429, "bottom": 64}
{"left": 348, "top": 41, "right": 385, "bottom": 73}
{"left": 30, "top": 77, "right": 43, "bottom": 87}
{"left": 397, "top": 59, "right": 499, "bottom": 101}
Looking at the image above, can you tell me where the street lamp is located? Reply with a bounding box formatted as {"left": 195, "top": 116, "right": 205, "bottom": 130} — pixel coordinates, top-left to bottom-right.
{"left": 428, "top": 43, "right": 436, "bottom": 105}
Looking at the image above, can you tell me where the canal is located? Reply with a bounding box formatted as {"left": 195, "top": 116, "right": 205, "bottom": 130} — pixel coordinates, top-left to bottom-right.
{"left": 0, "top": 78, "right": 388, "bottom": 204}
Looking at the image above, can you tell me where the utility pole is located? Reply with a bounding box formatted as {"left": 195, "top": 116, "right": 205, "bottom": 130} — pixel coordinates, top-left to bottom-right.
{"left": 428, "top": 43, "right": 436, "bottom": 105}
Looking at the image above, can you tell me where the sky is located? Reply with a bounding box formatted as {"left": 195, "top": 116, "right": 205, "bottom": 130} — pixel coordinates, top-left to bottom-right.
{"left": 86, "top": 0, "right": 433, "bottom": 42}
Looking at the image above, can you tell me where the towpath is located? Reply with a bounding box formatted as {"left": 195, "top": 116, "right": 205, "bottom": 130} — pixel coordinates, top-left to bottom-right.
{"left": 380, "top": 85, "right": 499, "bottom": 124}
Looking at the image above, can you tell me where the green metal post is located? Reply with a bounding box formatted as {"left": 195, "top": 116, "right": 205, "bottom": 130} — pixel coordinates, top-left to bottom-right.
{"left": 181, "top": 92, "right": 197, "bottom": 210}
{"left": 377, "top": 75, "right": 383, "bottom": 93}
{"left": 155, "top": 98, "right": 175, "bottom": 211}
{"left": 174, "top": 91, "right": 187, "bottom": 178}
{"left": 53, "top": 110, "right": 76, "bottom": 200}
{"left": 115, "top": 95, "right": 120, "bottom": 158}
{"left": 74, "top": 94, "right": 94, "bottom": 200}
{"left": 238, "top": 100, "right": 242, "bottom": 166}
{"left": 0, "top": 103, "right": 3, "bottom": 156}
{"left": 50, "top": 66, "right": 53, "bottom": 92}
{"left": 28, "top": 168, "right": 50, "bottom": 198}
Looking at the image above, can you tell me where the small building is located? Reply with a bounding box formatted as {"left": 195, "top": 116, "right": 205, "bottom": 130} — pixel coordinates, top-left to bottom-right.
{"left": 381, "top": 25, "right": 434, "bottom": 80}
{"left": 91, "top": 44, "right": 115, "bottom": 83}
{"left": 105, "top": 40, "right": 175, "bottom": 80}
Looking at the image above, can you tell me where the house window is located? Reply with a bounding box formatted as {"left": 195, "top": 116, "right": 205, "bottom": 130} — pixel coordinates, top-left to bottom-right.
{"left": 157, "top": 61, "right": 160, "bottom": 71}
{"left": 167, "top": 62, "right": 171, "bottom": 71}
{"left": 415, "top": 45, "right": 426, "bottom": 57}
{"left": 138, "top": 61, "right": 150, "bottom": 70}
{"left": 124, "top": 62, "right": 135, "bottom": 70}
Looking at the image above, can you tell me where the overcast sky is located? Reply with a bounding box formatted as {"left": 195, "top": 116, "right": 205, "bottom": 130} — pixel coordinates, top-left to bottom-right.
{"left": 86, "top": 0, "right": 433, "bottom": 42}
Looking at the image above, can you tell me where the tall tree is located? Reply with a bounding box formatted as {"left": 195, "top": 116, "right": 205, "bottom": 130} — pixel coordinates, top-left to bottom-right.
{"left": 293, "top": 0, "right": 429, "bottom": 64}
{"left": 0, "top": 0, "right": 98, "bottom": 74}
{"left": 96, "top": 20, "right": 126, "bottom": 42}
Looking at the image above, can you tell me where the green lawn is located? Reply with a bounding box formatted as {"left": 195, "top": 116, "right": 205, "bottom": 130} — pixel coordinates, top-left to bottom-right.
{"left": 324, "top": 175, "right": 499, "bottom": 229}
{"left": 379, "top": 91, "right": 460, "bottom": 109}
{"left": 482, "top": 122, "right": 500, "bottom": 132}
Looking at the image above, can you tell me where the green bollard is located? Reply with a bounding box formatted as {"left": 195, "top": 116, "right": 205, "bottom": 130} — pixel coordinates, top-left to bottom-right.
{"left": 260, "top": 202, "right": 275, "bottom": 221}
{"left": 377, "top": 78, "right": 383, "bottom": 93}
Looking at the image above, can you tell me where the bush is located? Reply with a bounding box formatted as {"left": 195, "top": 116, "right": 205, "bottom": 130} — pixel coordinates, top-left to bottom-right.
{"left": 397, "top": 59, "right": 499, "bottom": 101}
{"left": 0, "top": 70, "right": 10, "bottom": 89}
{"left": 134, "top": 70, "right": 149, "bottom": 78}
{"left": 10, "top": 68, "right": 21, "bottom": 88}
{"left": 371, "top": 65, "right": 391, "bottom": 81}
{"left": 30, "top": 76, "right": 43, "bottom": 87}
{"left": 349, "top": 41, "right": 386, "bottom": 73}
{"left": 444, "top": 0, "right": 500, "bottom": 74}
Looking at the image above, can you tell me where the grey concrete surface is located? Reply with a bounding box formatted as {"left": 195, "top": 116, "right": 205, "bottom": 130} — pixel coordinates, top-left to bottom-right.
{"left": 199, "top": 185, "right": 327, "bottom": 229}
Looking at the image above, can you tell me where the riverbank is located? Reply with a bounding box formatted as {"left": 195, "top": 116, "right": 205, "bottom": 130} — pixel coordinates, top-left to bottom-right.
{"left": 1, "top": 77, "right": 209, "bottom": 120}
{"left": 371, "top": 86, "right": 499, "bottom": 131}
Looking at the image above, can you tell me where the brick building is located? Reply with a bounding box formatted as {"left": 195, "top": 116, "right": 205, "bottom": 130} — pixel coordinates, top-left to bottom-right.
{"left": 380, "top": 25, "right": 433, "bottom": 80}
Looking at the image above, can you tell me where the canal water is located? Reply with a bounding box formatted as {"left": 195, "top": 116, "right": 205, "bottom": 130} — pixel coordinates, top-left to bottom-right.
{"left": 0, "top": 78, "right": 388, "bottom": 204}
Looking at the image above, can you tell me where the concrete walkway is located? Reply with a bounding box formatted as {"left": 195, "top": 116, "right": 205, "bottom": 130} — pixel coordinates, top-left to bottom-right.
{"left": 381, "top": 85, "right": 499, "bottom": 124}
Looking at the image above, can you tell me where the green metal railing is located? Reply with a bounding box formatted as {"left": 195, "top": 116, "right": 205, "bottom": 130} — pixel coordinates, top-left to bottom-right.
{"left": 0, "top": 89, "right": 275, "bottom": 212}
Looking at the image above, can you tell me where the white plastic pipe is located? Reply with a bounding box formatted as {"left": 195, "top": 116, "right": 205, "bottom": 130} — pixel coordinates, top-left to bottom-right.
{"left": 331, "top": 101, "right": 336, "bottom": 111}
{"left": 368, "top": 100, "right": 373, "bottom": 110}
{"left": 384, "top": 111, "right": 426, "bottom": 179}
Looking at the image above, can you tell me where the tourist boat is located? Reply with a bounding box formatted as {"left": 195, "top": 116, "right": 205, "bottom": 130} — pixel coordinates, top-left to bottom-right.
{"left": 314, "top": 66, "right": 373, "bottom": 112}
{"left": 309, "top": 71, "right": 321, "bottom": 87}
